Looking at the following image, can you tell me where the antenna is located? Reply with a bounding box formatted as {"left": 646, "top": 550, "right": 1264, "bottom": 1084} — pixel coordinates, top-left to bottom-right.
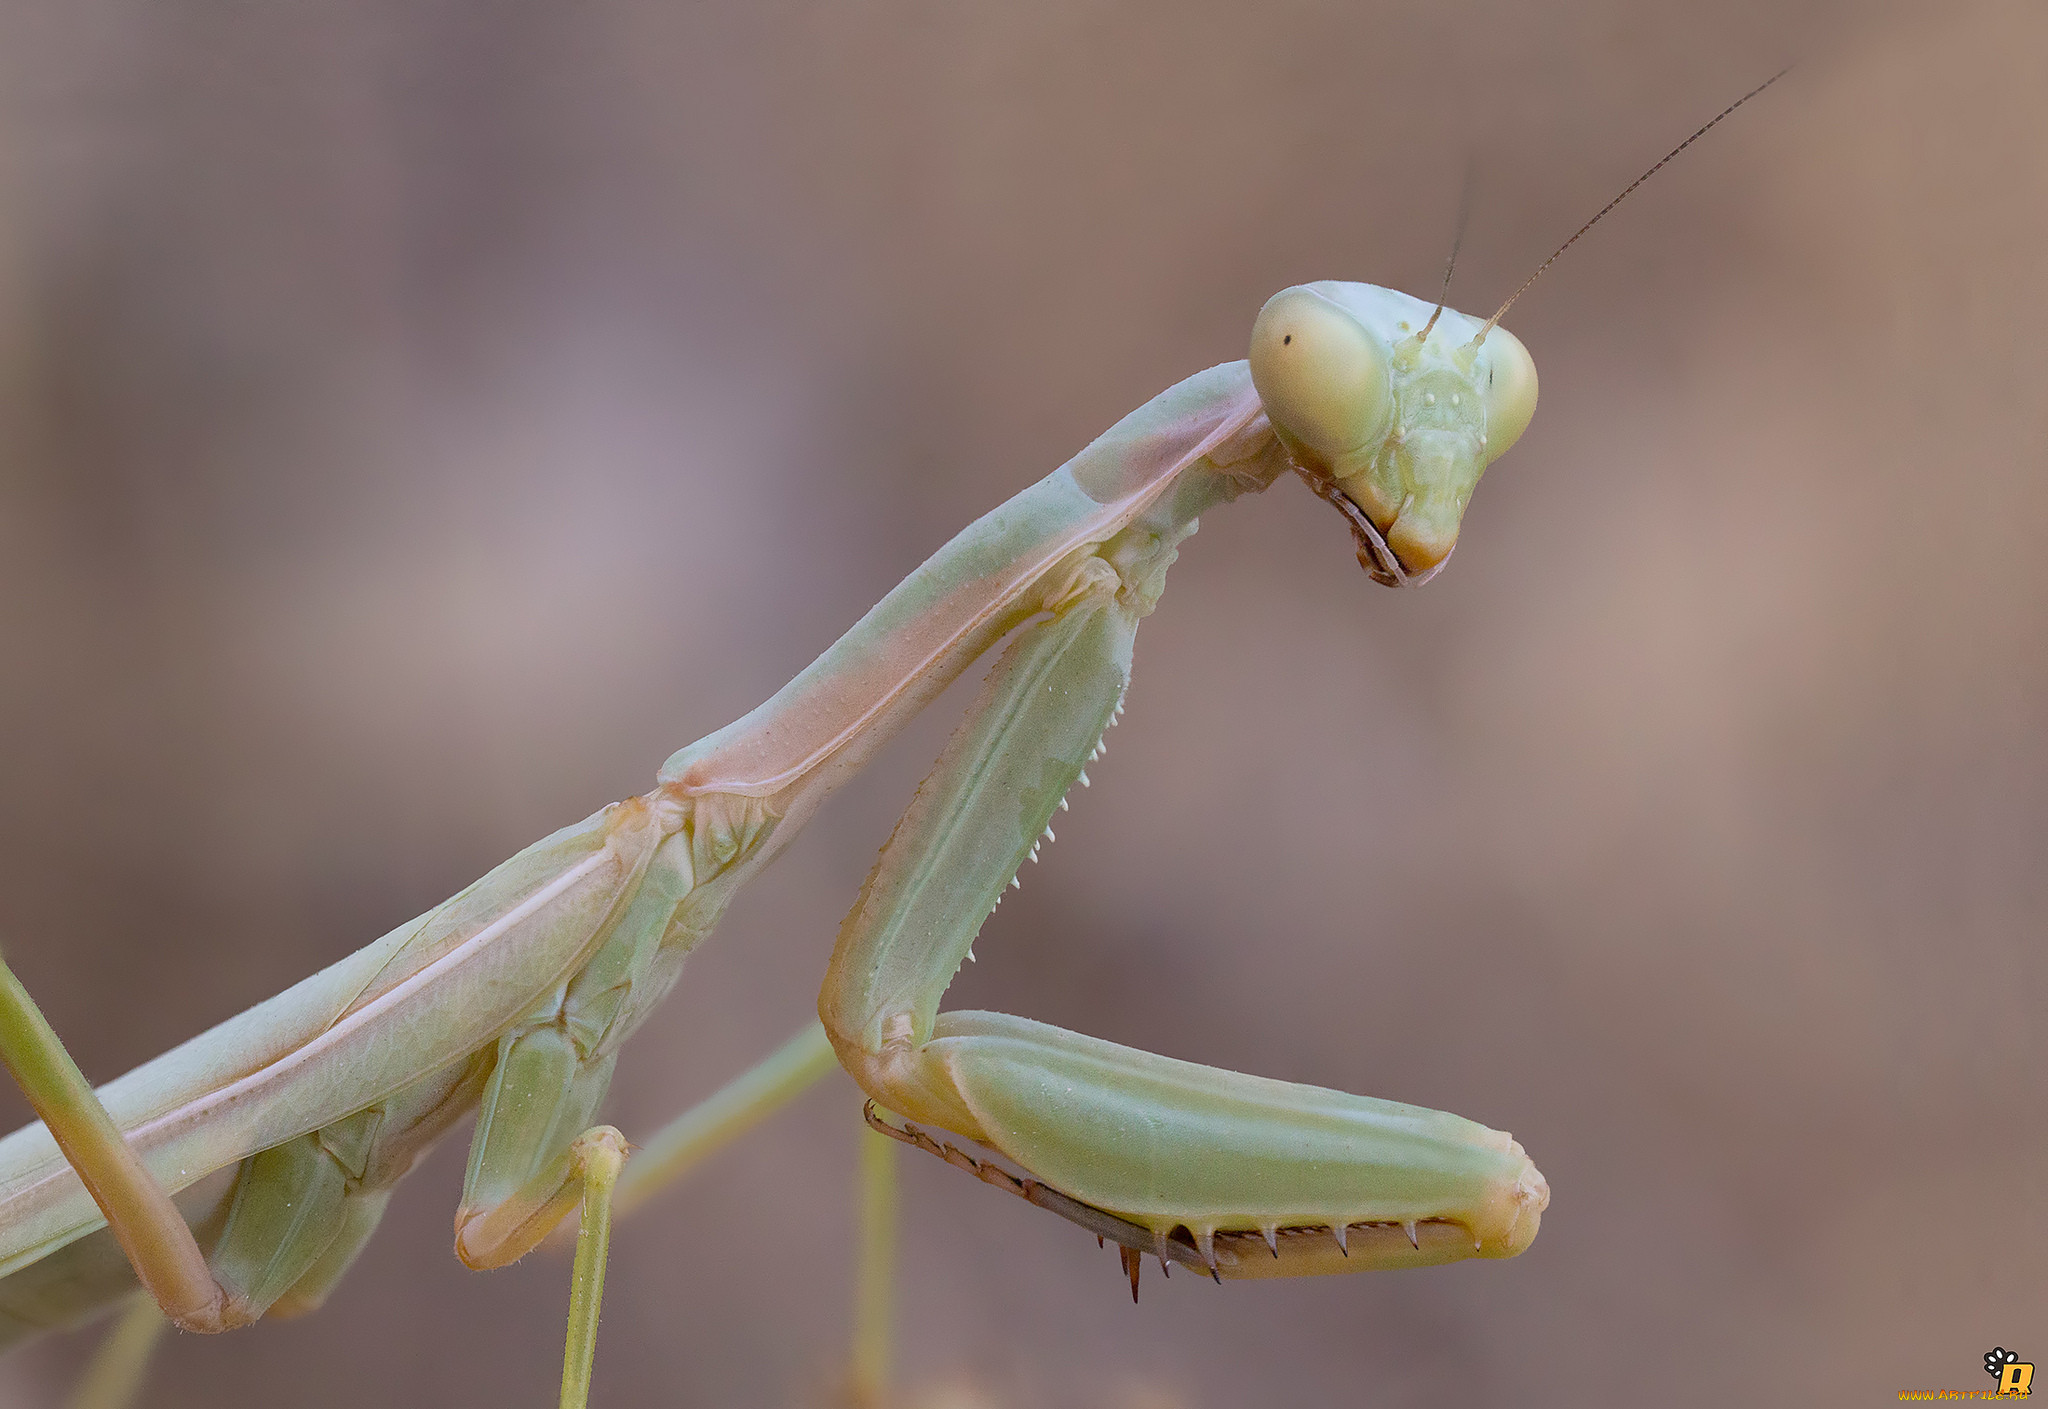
{"left": 1418, "top": 156, "right": 1476, "bottom": 344}
{"left": 1467, "top": 69, "right": 1788, "bottom": 350}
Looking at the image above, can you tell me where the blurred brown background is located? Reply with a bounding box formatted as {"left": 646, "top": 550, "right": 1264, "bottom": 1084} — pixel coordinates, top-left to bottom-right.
{"left": 0, "top": 2, "right": 2041, "bottom": 1405}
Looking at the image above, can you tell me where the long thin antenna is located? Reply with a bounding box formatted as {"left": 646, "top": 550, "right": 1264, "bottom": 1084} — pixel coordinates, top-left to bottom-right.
{"left": 1468, "top": 68, "right": 1788, "bottom": 348}
{"left": 1418, "top": 155, "right": 1476, "bottom": 344}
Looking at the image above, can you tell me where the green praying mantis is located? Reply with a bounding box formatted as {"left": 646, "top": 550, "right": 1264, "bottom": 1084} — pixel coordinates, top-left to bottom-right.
{"left": 0, "top": 77, "right": 1779, "bottom": 1409}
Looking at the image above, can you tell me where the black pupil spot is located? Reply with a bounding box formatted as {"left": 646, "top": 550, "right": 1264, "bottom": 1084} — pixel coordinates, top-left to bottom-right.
{"left": 1282, "top": 334, "right": 1292, "bottom": 345}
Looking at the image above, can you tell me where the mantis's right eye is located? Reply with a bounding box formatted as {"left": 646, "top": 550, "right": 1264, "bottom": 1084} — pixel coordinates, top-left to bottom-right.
{"left": 1477, "top": 324, "right": 1538, "bottom": 463}
{"left": 1249, "top": 287, "right": 1391, "bottom": 463}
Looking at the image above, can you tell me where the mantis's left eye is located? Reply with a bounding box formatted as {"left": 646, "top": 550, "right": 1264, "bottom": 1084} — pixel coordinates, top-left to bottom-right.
{"left": 1249, "top": 287, "right": 1392, "bottom": 465}
{"left": 1478, "top": 325, "right": 1538, "bottom": 462}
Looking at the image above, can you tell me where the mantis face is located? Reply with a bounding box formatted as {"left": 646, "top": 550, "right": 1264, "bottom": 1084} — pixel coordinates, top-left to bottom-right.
{"left": 1249, "top": 281, "right": 1538, "bottom": 580}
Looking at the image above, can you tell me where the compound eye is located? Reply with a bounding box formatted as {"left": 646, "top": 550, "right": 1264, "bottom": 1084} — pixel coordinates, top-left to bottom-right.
{"left": 1478, "top": 325, "right": 1538, "bottom": 461}
{"left": 1249, "top": 287, "right": 1391, "bottom": 463}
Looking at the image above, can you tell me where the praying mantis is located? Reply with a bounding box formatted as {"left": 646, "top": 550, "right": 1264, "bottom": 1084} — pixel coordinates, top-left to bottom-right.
{"left": 0, "top": 77, "right": 1779, "bottom": 1409}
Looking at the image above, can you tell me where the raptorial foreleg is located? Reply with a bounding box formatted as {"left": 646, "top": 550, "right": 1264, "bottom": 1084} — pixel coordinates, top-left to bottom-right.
{"left": 817, "top": 529, "right": 1548, "bottom": 1284}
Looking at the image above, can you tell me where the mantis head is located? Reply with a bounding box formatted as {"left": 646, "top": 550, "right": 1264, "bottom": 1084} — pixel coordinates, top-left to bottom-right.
{"left": 1249, "top": 281, "right": 1537, "bottom": 584}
